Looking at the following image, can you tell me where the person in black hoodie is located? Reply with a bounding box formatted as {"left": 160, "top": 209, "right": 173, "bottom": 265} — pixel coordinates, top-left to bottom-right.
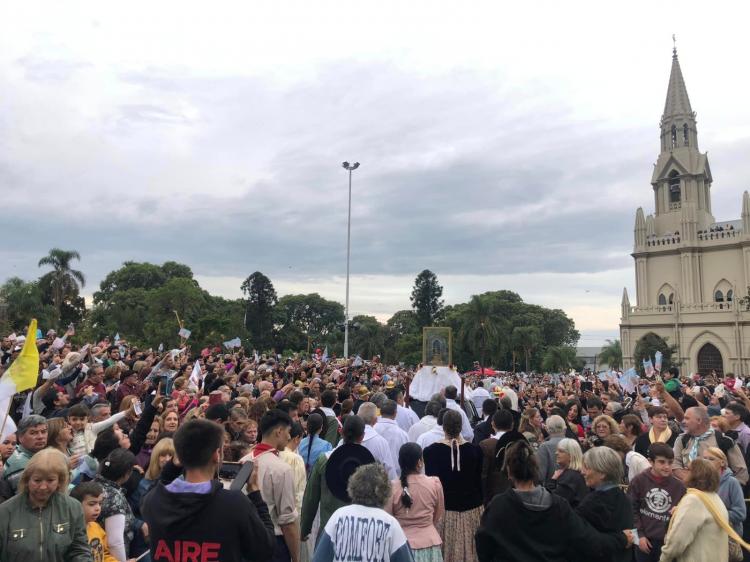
{"left": 574, "top": 445, "right": 634, "bottom": 562}
{"left": 142, "top": 419, "right": 275, "bottom": 562}
{"left": 476, "top": 441, "right": 632, "bottom": 562}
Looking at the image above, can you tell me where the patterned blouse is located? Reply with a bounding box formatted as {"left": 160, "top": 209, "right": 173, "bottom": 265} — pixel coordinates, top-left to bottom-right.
{"left": 95, "top": 475, "right": 135, "bottom": 549}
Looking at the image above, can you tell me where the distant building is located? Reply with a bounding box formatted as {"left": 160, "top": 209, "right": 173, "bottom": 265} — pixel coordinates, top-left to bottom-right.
{"left": 576, "top": 346, "right": 607, "bottom": 371}
{"left": 620, "top": 46, "right": 750, "bottom": 376}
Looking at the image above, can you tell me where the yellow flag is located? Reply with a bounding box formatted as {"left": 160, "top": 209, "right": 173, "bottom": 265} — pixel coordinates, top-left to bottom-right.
{"left": 3, "top": 319, "right": 40, "bottom": 392}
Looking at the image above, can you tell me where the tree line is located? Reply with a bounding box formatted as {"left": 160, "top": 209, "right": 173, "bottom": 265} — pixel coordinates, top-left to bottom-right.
{"left": 0, "top": 252, "right": 583, "bottom": 371}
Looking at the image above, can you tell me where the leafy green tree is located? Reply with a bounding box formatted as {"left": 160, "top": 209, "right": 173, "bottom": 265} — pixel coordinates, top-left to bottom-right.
{"left": 241, "top": 272, "right": 277, "bottom": 351}
{"left": 38, "top": 248, "right": 85, "bottom": 326}
{"left": 512, "top": 325, "right": 542, "bottom": 373}
{"left": 94, "top": 261, "right": 193, "bottom": 305}
{"left": 384, "top": 310, "right": 420, "bottom": 365}
{"left": 633, "top": 333, "right": 678, "bottom": 375}
{"left": 541, "top": 345, "right": 581, "bottom": 372}
{"left": 161, "top": 261, "right": 194, "bottom": 281}
{"left": 458, "top": 295, "right": 500, "bottom": 370}
{"left": 598, "top": 339, "right": 623, "bottom": 370}
{"left": 274, "top": 293, "right": 345, "bottom": 353}
{"left": 0, "top": 277, "right": 56, "bottom": 332}
{"left": 143, "top": 277, "right": 208, "bottom": 347}
{"left": 410, "top": 270, "right": 444, "bottom": 328}
{"left": 349, "top": 315, "right": 386, "bottom": 359}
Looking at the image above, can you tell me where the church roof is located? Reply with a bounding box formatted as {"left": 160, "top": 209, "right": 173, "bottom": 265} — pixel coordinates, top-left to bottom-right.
{"left": 662, "top": 48, "right": 694, "bottom": 122}
{"left": 651, "top": 150, "right": 711, "bottom": 183}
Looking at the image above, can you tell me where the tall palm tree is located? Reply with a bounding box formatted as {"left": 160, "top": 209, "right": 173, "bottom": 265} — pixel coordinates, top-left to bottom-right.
{"left": 512, "top": 326, "right": 541, "bottom": 373}
{"left": 38, "top": 248, "right": 85, "bottom": 326}
{"left": 459, "top": 295, "right": 499, "bottom": 371}
{"left": 598, "top": 339, "right": 623, "bottom": 370}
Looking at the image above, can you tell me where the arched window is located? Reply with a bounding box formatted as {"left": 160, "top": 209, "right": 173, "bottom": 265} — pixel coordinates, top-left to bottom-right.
{"left": 658, "top": 294, "right": 667, "bottom": 306}
{"left": 714, "top": 290, "right": 724, "bottom": 303}
{"left": 669, "top": 171, "right": 681, "bottom": 204}
{"left": 683, "top": 123, "right": 689, "bottom": 146}
{"left": 697, "top": 343, "right": 723, "bottom": 376}
{"left": 727, "top": 290, "right": 734, "bottom": 302}
{"left": 668, "top": 293, "right": 674, "bottom": 304}
{"left": 671, "top": 125, "right": 677, "bottom": 148}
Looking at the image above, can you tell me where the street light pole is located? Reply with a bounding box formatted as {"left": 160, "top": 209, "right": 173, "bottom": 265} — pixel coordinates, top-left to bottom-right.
{"left": 341, "top": 161, "right": 360, "bottom": 360}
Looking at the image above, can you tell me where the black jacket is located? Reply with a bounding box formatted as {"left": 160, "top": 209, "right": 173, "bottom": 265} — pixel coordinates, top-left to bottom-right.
{"left": 142, "top": 480, "right": 275, "bottom": 562}
{"left": 476, "top": 487, "right": 627, "bottom": 562}
{"left": 473, "top": 419, "right": 493, "bottom": 445}
{"left": 545, "top": 468, "right": 588, "bottom": 508}
{"left": 573, "top": 486, "right": 633, "bottom": 562}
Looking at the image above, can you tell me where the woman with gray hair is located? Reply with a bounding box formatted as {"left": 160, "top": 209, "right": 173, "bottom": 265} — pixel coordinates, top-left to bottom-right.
{"left": 546, "top": 438, "right": 588, "bottom": 508}
{"left": 313, "top": 463, "right": 414, "bottom": 562}
{"left": 573, "top": 446, "right": 634, "bottom": 562}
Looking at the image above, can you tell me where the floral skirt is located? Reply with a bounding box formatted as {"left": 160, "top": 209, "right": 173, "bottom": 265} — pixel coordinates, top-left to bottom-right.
{"left": 412, "top": 545, "right": 443, "bottom": 562}
{"left": 438, "top": 507, "right": 483, "bottom": 562}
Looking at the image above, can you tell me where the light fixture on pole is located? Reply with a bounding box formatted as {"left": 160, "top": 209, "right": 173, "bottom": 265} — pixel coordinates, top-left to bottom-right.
{"left": 341, "top": 161, "right": 360, "bottom": 359}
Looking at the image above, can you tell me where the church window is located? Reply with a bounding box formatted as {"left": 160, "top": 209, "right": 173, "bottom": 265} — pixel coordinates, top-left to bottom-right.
{"left": 668, "top": 293, "right": 674, "bottom": 304}
{"left": 727, "top": 290, "right": 734, "bottom": 302}
{"left": 668, "top": 171, "right": 681, "bottom": 203}
{"left": 671, "top": 125, "right": 677, "bottom": 148}
{"left": 714, "top": 290, "right": 724, "bottom": 303}
{"left": 683, "top": 123, "right": 689, "bottom": 146}
{"left": 658, "top": 294, "right": 667, "bottom": 306}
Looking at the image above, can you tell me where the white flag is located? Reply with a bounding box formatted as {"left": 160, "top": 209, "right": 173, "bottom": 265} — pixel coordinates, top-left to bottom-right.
{"left": 21, "top": 392, "right": 33, "bottom": 420}
{"left": 188, "top": 360, "right": 202, "bottom": 391}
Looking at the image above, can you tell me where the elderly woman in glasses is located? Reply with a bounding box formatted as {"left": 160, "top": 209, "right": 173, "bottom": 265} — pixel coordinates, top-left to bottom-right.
{"left": 0, "top": 448, "right": 90, "bottom": 561}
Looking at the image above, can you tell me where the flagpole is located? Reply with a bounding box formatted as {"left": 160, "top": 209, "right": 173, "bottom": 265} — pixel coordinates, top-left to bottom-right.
{"left": 0, "top": 393, "right": 13, "bottom": 439}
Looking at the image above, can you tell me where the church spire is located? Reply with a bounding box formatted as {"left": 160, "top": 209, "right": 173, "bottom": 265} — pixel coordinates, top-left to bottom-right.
{"left": 660, "top": 41, "right": 698, "bottom": 153}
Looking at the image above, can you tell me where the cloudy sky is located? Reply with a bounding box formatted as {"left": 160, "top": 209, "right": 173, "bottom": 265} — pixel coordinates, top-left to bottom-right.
{"left": 2, "top": 1, "right": 750, "bottom": 346}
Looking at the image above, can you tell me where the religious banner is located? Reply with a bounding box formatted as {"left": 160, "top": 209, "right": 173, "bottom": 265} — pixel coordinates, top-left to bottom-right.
{"left": 422, "top": 327, "right": 452, "bottom": 367}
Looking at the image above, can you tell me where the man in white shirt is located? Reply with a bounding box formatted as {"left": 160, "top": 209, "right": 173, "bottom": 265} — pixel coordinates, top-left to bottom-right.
{"left": 417, "top": 408, "right": 448, "bottom": 450}
{"left": 357, "top": 402, "right": 398, "bottom": 478}
{"left": 374, "top": 400, "right": 409, "bottom": 466}
{"left": 444, "top": 385, "right": 474, "bottom": 442}
{"left": 408, "top": 400, "right": 442, "bottom": 443}
{"left": 471, "top": 381, "right": 491, "bottom": 412}
{"left": 390, "top": 388, "right": 419, "bottom": 433}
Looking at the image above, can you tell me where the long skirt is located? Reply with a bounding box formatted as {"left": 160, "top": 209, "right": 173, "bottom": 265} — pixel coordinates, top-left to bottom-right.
{"left": 438, "top": 506, "right": 483, "bottom": 562}
{"left": 412, "top": 545, "right": 443, "bottom": 562}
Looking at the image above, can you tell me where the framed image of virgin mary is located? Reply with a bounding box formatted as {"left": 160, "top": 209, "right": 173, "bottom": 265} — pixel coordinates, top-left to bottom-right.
{"left": 422, "top": 327, "right": 452, "bottom": 367}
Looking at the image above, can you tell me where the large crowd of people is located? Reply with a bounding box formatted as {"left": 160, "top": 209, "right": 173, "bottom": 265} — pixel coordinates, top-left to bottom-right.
{"left": 1, "top": 327, "right": 750, "bottom": 561}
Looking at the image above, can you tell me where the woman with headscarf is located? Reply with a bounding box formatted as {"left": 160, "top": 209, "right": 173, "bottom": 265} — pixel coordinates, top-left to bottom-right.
{"left": 387, "top": 442, "right": 445, "bottom": 562}
{"left": 423, "top": 409, "right": 483, "bottom": 562}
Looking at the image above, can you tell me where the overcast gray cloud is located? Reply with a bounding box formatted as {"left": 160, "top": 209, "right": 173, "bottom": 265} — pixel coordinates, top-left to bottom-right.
{"left": 1, "top": 1, "right": 750, "bottom": 344}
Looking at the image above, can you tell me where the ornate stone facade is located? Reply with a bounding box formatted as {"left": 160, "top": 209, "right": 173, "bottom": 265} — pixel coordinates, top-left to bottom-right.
{"left": 620, "top": 47, "right": 750, "bottom": 376}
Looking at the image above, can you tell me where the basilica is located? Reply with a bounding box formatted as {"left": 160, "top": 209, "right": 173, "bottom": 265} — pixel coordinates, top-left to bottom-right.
{"left": 620, "top": 47, "right": 750, "bottom": 377}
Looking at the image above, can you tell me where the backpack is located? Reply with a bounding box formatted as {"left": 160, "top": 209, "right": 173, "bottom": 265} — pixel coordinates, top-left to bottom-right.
{"left": 680, "top": 429, "right": 734, "bottom": 458}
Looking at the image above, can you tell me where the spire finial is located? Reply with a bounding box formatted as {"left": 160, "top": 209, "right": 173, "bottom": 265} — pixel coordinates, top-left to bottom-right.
{"left": 672, "top": 34, "right": 677, "bottom": 57}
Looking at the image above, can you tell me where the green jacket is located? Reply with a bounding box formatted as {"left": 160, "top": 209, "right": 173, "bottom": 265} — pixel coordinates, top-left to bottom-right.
{"left": 322, "top": 416, "right": 340, "bottom": 447}
{"left": 300, "top": 453, "right": 347, "bottom": 540}
{"left": 3, "top": 446, "right": 34, "bottom": 495}
{"left": 0, "top": 492, "right": 91, "bottom": 562}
